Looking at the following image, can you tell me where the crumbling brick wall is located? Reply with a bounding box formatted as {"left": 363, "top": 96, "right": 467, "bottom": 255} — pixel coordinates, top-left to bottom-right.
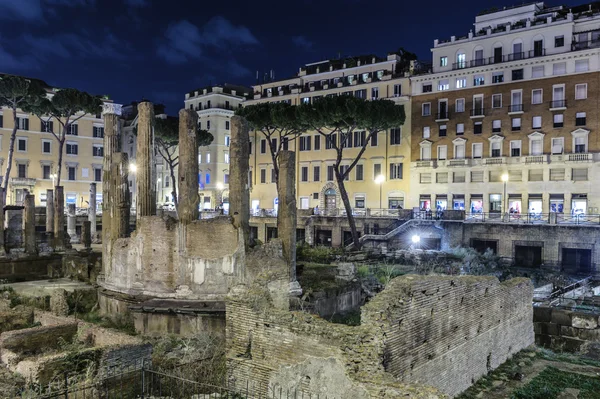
{"left": 361, "top": 275, "right": 533, "bottom": 397}
{"left": 534, "top": 306, "right": 600, "bottom": 353}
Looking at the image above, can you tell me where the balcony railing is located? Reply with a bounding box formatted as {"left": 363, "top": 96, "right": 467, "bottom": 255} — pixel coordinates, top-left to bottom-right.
{"left": 568, "top": 153, "right": 591, "bottom": 162}
{"left": 470, "top": 108, "right": 485, "bottom": 117}
{"left": 572, "top": 40, "right": 600, "bottom": 51}
{"left": 508, "top": 104, "right": 524, "bottom": 113}
{"left": 451, "top": 48, "right": 547, "bottom": 71}
{"left": 435, "top": 112, "right": 450, "bottom": 120}
{"left": 549, "top": 100, "right": 567, "bottom": 109}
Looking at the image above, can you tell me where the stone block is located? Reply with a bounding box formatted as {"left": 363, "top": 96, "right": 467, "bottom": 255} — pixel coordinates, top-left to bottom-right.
{"left": 535, "top": 333, "right": 552, "bottom": 348}
{"left": 551, "top": 309, "right": 572, "bottom": 326}
{"left": 0, "top": 322, "right": 78, "bottom": 354}
{"left": 560, "top": 325, "right": 577, "bottom": 337}
{"left": 335, "top": 262, "right": 356, "bottom": 281}
{"left": 534, "top": 322, "right": 559, "bottom": 336}
{"left": 533, "top": 306, "right": 552, "bottom": 322}
{"left": 572, "top": 314, "right": 598, "bottom": 329}
{"left": 551, "top": 336, "right": 586, "bottom": 352}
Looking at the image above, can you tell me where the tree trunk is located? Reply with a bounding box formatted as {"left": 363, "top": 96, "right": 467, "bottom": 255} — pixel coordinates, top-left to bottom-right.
{"left": 2, "top": 107, "right": 18, "bottom": 204}
{"left": 56, "top": 138, "right": 64, "bottom": 187}
{"left": 169, "top": 162, "right": 178, "bottom": 207}
{"left": 335, "top": 172, "right": 360, "bottom": 250}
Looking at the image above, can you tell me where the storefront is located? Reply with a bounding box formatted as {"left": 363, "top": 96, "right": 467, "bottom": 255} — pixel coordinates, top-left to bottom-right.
{"left": 571, "top": 194, "right": 587, "bottom": 215}
{"left": 435, "top": 195, "right": 447, "bottom": 211}
{"left": 452, "top": 194, "right": 465, "bottom": 210}
{"left": 419, "top": 195, "right": 431, "bottom": 210}
{"left": 508, "top": 194, "right": 522, "bottom": 214}
{"left": 528, "top": 194, "right": 543, "bottom": 215}
{"left": 470, "top": 195, "right": 483, "bottom": 213}
{"left": 489, "top": 194, "right": 502, "bottom": 213}
{"left": 550, "top": 194, "right": 564, "bottom": 213}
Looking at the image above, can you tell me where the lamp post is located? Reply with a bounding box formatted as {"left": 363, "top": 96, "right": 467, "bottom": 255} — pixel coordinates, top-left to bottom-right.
{"left": 375, "top": 174, "right": 385, "bottom": 210}
{"left": 501, "top": 173, "right": 509, "bottom": 216}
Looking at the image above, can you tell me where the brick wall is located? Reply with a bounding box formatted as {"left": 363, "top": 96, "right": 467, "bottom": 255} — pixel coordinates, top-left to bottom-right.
{"left": 361, "top": 275, "right": 533, "bottom": 397}
{"left": 534, "top": 306, "right": 600, "bottom": 352}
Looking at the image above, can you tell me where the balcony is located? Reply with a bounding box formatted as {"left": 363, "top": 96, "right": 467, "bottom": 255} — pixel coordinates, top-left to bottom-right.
{"left": 435, "top": 111, "right": 450, "bottom": 122}
{"left": 508, "top": 104, "right": 524, "bottom": 114}
{"left": 572, "top": 40, "right": 600, "bottom": 51}
{"left": 470, "top": 108, "right": 485, "bottom": 118}
{"left": 416, "top": 160, "right": 433, "bottom": 168}
{"left": 549, "top": 100, "right": 567, "bottom": 111}
{"left": 451, "top": 49, "right": 547, "bottom": 71}
{"left": 11, "top": 177, "right": 36, "bottom": 186}
{"left": 525, "top": 155, "right": 546, "bottom": 164}
{"left": 448, "top": 159, "right": 469, "bottom": 167}
{"left": 485, "top": 158, "right": 504, "bottom": 165}
{"left": 568, "top": 153, "right": 592, "bottom": 162}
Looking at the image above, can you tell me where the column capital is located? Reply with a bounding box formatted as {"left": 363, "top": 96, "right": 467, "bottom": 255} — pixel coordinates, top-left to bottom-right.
{"left": 102, "top": 103, "right": 122, "bottom": 116}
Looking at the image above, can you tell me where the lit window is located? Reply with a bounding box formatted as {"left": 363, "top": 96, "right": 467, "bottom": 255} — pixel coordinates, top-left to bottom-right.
{"left": 440, "top": 56, "right": 448, "bottom": 67}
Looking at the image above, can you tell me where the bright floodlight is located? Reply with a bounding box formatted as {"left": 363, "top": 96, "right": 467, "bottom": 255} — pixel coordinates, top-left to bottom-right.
{"left": 375, "top": 174, "right": 385, "bottom": 184}
{"left": 129, "top": 163, "right": 137, "bottom": 173}
{"left": 501, "top": 173, "right": 509, "bottom": 182}
{"left": 411, "top": 235, "right": 421, "bottom": 243}
{"left": 216, "top": 182, "right": 224, "bottom": 190}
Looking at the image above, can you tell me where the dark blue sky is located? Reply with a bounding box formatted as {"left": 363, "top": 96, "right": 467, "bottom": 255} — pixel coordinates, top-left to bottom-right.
{"left": 0, "top": 0, "right": 582, "bottom": 114}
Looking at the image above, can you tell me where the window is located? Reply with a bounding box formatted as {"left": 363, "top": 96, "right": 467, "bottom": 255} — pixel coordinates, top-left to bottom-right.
{"left": 440, "top": 56, "right": 448, "bottom": 67}
{"left": 205, "top": 173, "right": 210, "bottom": 184}
{"left": 419, "top": 173, "right": 431, "bottom": 184}
{"left": 436, "top": 172, "right": 448, "bottom": 183}
{"left": 454, "top": 142, "right": 465, "bottom": 159}
{"left": 511, "top": 90, "right": 523, "bottom": 111}
{"left": 456, "top": 123, "right": 464, "bottom": 135}
{"left": 271, "top": 138, "right": 278, "bottom": 151}
{"left": 423, "top": 127, "right": 430, "bottom": 138}
{"left": 225, "top": 100, "right": 230, "bottom": 109}
{"left": 327, "top": 165, "right": 334, "bottom": 181}
{"left": 42, "top": 120, "right": 54, "bottom": 133}
{"left": 491, "top": 141, "right": 501, "bottom": 157}
{"left": 207, "top": 120, "right": 211, "bottom": 130}
{"left": 532, "top": 66, "right": 545, "bottom": 78}
{"left": 512, "top": 118, "right": 521, "bottom": 131}
{"left": 299, "top": 136, "right": 312, "bottom": 151}
{"left": 456, "top": 53, "right": 466, "bottom": 68}
{"left": 354, "top": 131, "right": 366, "bottom": 147}
{"left": 260, "top": 169, "right": 266, "bottom": 184}
{"left": 373, "top": 163, "right": 381, "bottom": 179}
{"left": 574, "top": 136, "right": 587, "bottom": 153}
{"left": 456, "top": 78, "right": 467, "bottom": 89}
{"left": 492, "top": 120, "right": 501, "bottom": 133}
{"left": 472, "top": 143, "right": 483, "bottom": 158}
{"left": 341, "top": 132, "right": 352, "bottom": 148}
{"left": 553, "top": 62, "right": 566, "bottom": 75}
{"left": 455, "top": 98, "right": 465, "bottom": 113}
{"left": 0, "top": 113, "right": 3, "bottom": 128}
{"left": 325, "top": 134, "right": 336, "bottom": 149}
{"left": 489, "top": 170, "right": 502, "bottom": 182}
{"left": 354, "top": 89, "right": 367, "bottom": 99}
{"left": 575, "top": 59, "right": 589, "bottom": 72}
{"left": 474, "top": 122, "right": 482, "bottom": 134}
{"left": 550, "top": 168, "right": 565, "bottom": 181}
{"left": 453, "top": 171, "right": 466, "bottom": 183}
{"left": 42, "top": 140, "right": 51, "bottom": 154}
{"left": 17, "top": 164, "right": 26, "bottom": 178}
{"left": 371, "top": 87, "right": 379, "bottom": 100}
{"left": 422, "top": 83, "right": 432, "bottom": 93}
{"left": 92, "top": 145, "right": 104, "bottom": 157}
{"left": 439, "top": 125, "right": 447, "bottom": 137}
{"left": 17, "top": 138, "right": 26, "bottom": 152}
{"left": 532, "top": 89, "right": 543, "bottom": 105}
{"left": 553, "top": 114, "right": 564, "bottom": 128}
{"left": 510, "top": 140, "right": 521, "bottom": 157}
{"left": 473, "top": 75, "right": 484, "bottom": 86}
{"left": 301, "top": 97, "right": 310, "bottom": 105}
{"left": 313, "top": 166, "right": 320, "bottom": 182}
{"left": 370, "top": 132, "right": 378, "bottom": 147}
{"left": 471, "top": 171, "right": 484, "bottom": 183}
{"left": 575, "top": 84, "right": 587, "bottom": 100}
{"left": 355, "top": 164, "right": 364, "bottom": 181}
{"left": 206, "top": 153, "right": 210, "bottom": 163}
{"left": 225, "top": 136, "right": 231, "bottom": 147}
{"left": 393, "top": 84, "right": 402, "bottom": 97}
{"left": 224, "top": 152, "right": 230, "bottom": 164}
{"left": 512, "top": 69, "right": 524, "bottom": 81}
{"left": 94, "top": 168, "right": 102, "bottom": 182}
{"left": 390, "top": 128, "right": 401, "bottom": 145}
{"left": 224, "top": 120, "right": 230, "bottom": 130}
{"left": 165, "top": 176, "right": 169, "bottom": 187}
{"left": 552, "top": 138, "right": 564, "bottom": 154}
{"left": 420, "top": 144, "right": 431, "bottom": 160}
{"left": 260, "top": 139, "right": 266, "bottom": 154}
{"left": 492, "top": 94, "right": 502, "bottom": 108}
{"left": 422, "top": 103, "right": 431, "bottom": 116}
{"left": 555, "top": 35, "right": 564, "bottom": 47}
{"left": 42, "top": 165, "right": 51, "bottom": 179}
{"left": 271, "top": 168, "right": 276, "bottom": 183}
{"left": 301, "top": 167, "right": 308, "bottom": 182}
{"left": 93, "top": 126, "right": 104, "bottom": 138}
{"left": 66, "top": 142, "right": 78, "bottom": 155}
{"left": 68, "top": 124, "right": 78, "bottom": 135}
{"left": 492, "top": 72, "right": 504, "bottom": 84}
{"left": 438, "top": 145, "right": 447, "bottom": 160}
{"left": 438, "top": 79, "right": 449, "bottom": 91}
{"left": 16, "top": 117, "right": 29, "bottom": 130}
{"left": 531, "top": 138, "right": 543, "bottom": 155}
{"left": 576, "top": 112, "right": 587, "bottom": 126}
{"left": 572, "top": 168, "right": 588, "bottom": 181}
{"left": 529, "top": 169, "right": 543, "bottom": 181}
{"left": 68, "top": 167, "right": 76, "bottom": 181}
{"left": 532, "top": 116, "right": 542, "bottom": 129}
{"left": 314, "top": 135, "right": 321, "bottom": 150}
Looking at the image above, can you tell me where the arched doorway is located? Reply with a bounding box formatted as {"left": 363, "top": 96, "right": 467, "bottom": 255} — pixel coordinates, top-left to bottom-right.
{"left": 325, "top": 188, "right": 337, "bottom": 210}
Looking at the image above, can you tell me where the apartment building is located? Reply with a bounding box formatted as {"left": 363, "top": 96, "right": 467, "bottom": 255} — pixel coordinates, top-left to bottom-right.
{"left": 247, "top": 53, "right": 412, "bottom": 214}
{"left": 410, "top": 2, "right": 600, "bottom": 215}
{"left": 0, "top": 80, "right": 106, "bottom": 208}
{"left": 184, "top": 84, "right": 252, "bottom": 210}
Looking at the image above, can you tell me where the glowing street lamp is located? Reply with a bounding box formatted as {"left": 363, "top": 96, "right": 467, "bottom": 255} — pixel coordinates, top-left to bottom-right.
{"left": 375, "top": 174, "right": 385, "bottom": 209}
{"left": 411, "top": 235, "right": 421, "bottom": 244}
{"left": 501, "top": 173, "right": 509, "bottom": 215}
{"left": 129, "top": 163, "right": 137, "bottom": 173}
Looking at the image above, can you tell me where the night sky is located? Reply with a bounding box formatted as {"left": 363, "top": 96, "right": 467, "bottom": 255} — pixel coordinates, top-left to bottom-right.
{"left": 0, "top": 0, "right": 585, "bottom": 114}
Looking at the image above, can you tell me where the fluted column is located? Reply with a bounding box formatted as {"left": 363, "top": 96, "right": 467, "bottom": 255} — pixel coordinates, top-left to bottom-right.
{"left": 136, "top": 102, "right": 156, "bottom": 221}
{"left": 102, "top": 103, "right": 122, "bottom": 245}
{"left": 277, "top": 151, "right": 297, "bottom": 282}
{"left": 229, "top": 116, "right": 250, "bottom": 247}
{"left": 23, "top": 194, "right": 36, "bottom": 255}
{"left": 0, "top": 187, "right": 5, "bottom": 254}
{"left": 114, "top": 153, "right": 130, "bottom": 238}
{"left": 53, "top": 186, "right": 65, "bottom": 250}
{"left": 46, "top": 189, "right": 54, "bottom": 235}
{"left": 177, "top": 109, "right": 199, "bottom": 224}
{"left": 88, "top": 183, "right": 97, "bottom": 237}
{"left": 67, "top": 203, "right": 78, "bottom": 244}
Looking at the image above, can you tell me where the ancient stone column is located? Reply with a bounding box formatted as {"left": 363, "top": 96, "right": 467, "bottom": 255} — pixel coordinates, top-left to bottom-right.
{"left": 136, "top": 101, "right": 156, "bottom": 221}
{"left": 178, "top": 109, "right": 199, "bottom": 224}
{"left": 277, "top": 151, "right": 297, "bottom": 282}
{"left": 88, "top": 182, "right": 97, "bottom": 237}
{"left": 0, "top": 187, "right": 5, "bottom": 254}
{"left": 53, "top": 186, "right": 65, "bottom": 250}
{"left": 81, "top": 221, "right": 91, "bottom": 249}
{"left": 46, "top": 189, "right": 54, "bottom": 236}
{"left": 229, "top": 116, "right": 250, "bottom": 247}
{"left": 67, "top": 203, "right": 78, "bottom": 244}
{"left": 23, "top": 194, "right": 36, "bottom": 255}
{"left": 102, "top": 103, "right": 122, "bottom": 246}
{"left": 114, "top": 153, "right": 131, "bottom": 238}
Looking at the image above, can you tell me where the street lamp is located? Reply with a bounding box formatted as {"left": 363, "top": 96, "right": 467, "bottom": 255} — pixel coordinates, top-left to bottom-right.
{"left": 129, "top": 163, "right": 137, "bottom": 173}
{"left": 375, "top": 174, "right": 385, "bottom": 209}
{"left": 501, "top": 173, "right": 509, "bottom": 215}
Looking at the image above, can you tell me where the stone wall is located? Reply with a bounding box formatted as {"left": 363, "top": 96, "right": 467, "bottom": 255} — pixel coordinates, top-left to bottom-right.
{"left": 361, "top": 275, "right": 534, "bottom": 397}
{"left": 534, "top": 306, "right": 600, "bottom": 352}
{"left": 0, "top": 255, "right": 63, "bottom": 281}
{"left": 0, "top": 321, "right": 78, "bottom": 355}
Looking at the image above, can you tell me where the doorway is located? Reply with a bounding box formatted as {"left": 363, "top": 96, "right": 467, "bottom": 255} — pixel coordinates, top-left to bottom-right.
{"left": 325, "top": 189, "right": 336, "bottom": 210}
{"left": 562, "top": 248, "right": 592, "bottom": 272}
{"left": 515, "top": 245, "right": 542, "bottom": 268}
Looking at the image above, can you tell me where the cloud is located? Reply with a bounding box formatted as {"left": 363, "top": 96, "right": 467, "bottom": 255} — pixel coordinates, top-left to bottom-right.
{"left": 292, "top": 35, "right": 313, "bottom": 50}
{"left": 156, "top": 17, "right": 259, "bottom": 65}
{"left": 0, "top": 0, "right": 95, "bottom": 20}
{"left": 0, "top": 45, "right": 39, "bottom": 71}
{"left": 124, "top": 0, "right": 149, "bottom": 6}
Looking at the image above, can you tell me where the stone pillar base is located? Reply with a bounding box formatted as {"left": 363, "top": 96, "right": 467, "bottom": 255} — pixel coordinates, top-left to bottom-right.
{"left": 289, "top": 281, "right": 303, "bottom": 297}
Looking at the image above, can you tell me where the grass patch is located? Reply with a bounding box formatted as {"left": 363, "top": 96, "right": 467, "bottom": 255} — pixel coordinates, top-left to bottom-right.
{"left": 297, "top": 262, "right": 341, "bottom": 292}
{"left": 80, "top": 311, "right": 137, "bottom": 335}
{"left": 297, "top": 244, "right": 344, "bottom": 264}
{"left": 537, "top": 348, "right": 600, "bottom": 368}
{"left": 328, "top": 310, "right": 361, "bottom": 326}
{"left": 512, "top": 366, "right": 600, "bottom": 398}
